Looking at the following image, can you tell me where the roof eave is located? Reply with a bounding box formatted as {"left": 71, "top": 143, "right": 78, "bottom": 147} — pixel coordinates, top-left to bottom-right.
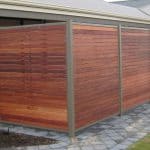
{"left": 0, "top": 0, "right": 150, "bottom": 24}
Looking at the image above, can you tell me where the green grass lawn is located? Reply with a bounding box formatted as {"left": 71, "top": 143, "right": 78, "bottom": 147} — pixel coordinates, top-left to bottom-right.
{"left": 128, "top": 134, "right": 150, "bottom": 150}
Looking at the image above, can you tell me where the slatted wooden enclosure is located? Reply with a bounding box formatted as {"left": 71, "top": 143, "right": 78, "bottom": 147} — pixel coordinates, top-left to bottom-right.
{"left": 73, "top": 25, "right": 120, "bottom": 129}
{"left": 122, "top": 28, "right": 150, "bottom": 110}
{"left": 0, "top": 22, "right": 149, "bottom": 136}
{"left": 0, "top": 23, "right": 68, "bottom": 131}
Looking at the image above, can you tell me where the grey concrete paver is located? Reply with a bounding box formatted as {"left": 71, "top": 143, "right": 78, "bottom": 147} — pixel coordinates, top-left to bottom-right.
{"left": 93, "top": 144, "right": 107, "bottom": 150}
{"left": 26, "top": 146, "right": 39, "bottom": 150}
{"left": 38, "top": 145, "right": 51, "bottom": 150}
{"left": 80, "top": 145, "right": 94, "bottom": 150}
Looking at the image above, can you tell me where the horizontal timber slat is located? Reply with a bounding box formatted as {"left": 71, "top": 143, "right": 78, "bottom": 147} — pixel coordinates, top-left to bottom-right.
{"left": 73, "top": 24, "right": 120, "bottom": 129}
{"left": 122, "top": 28, "right": 150, "bottom": 110}
{"left": 0, "top": 24, "right": 68, "bottom": 131}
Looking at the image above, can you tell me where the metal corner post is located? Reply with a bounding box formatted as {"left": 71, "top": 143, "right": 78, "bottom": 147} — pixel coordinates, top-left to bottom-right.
{"left": 118, "top": 24, "right": 123, "bottom": 116}
{"left": 66, "top": 19, "right": 75, "bottom": 138}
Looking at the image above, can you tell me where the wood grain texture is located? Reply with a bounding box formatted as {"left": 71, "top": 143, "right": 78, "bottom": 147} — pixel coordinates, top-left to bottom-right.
{"left": 73, "top": 24, "right": 119, "bottom": 129}
{"left": 122, "top": 28, "right": 150, "bottom": 110}
{"left": 0, "top": 25, "right": 68, "bottom": 131}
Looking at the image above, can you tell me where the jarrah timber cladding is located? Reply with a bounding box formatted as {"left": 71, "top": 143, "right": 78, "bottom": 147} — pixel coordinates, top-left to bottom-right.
{"left": 122, "top": 28, "right": 150, "bottom": 110}
{"left": 73, "top": 24, "right": 120, "bottom": 128}
{"left": 0, "top": 22, "right": 149, "bottom": 134}
{"left": 0, "top": 24, "right": 68, "bottom": 131}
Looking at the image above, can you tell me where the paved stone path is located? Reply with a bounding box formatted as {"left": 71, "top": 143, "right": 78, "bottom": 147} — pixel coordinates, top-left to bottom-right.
{"left": 0, "top": 103, "right": 150, "bottom": 150}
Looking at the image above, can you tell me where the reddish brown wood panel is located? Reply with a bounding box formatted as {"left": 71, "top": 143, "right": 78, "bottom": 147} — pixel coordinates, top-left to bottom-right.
{"left": 0, "top": 24, "right": 68, "bottom": 131}
{"left": 122, "top": 28, "right": 150, "bottom": 110}
{"left": 73, "top": 24, "right": 119, "bottom": 129}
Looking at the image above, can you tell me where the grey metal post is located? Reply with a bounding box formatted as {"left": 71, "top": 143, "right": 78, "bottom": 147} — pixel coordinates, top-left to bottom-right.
{"left": 118, "top": 24, "right": 123, "bottom": 116}
{"left": 66, "top": 20, "right": 75, "bottom": 138}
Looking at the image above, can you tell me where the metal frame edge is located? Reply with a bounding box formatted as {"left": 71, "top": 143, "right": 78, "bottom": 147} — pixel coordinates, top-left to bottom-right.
{"left": 118, "top": 24, "right": 123, "bottom": 116}
{"left": 0, "top": 120, "right": 67, "bottom": 133}
{"left": 66, "top": 19, "right": 75, "bottom": 138}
